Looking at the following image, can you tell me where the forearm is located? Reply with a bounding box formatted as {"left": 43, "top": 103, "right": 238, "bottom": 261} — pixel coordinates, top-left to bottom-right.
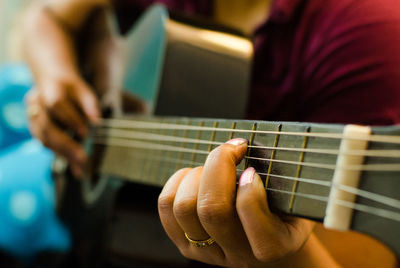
{"left": 23, "top": 0, "right": 111, "bottom": 86}
{"left": 23, "top": 5, "right": 80, "bottom": 86}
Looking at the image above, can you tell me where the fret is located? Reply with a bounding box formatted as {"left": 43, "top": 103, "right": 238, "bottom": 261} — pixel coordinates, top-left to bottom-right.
{"left": 213, "top": 120, "right": 236, "bottom": 147}
{"left": 180, "top": 119, "right": 201, "bottom": 169}
{"left": 160, "top": 118, "right": 181, "bottom": 184}
{"left": 190, "top": 121, "right": 205, "bottom": 166}
{"left": 234, "top": 121, "right": 259, "bottom": 171}
{"left": 264, "top": 123, "right": 319, "bottom": 215}
{"left": 189, "top": 120, "right": 215, "bottom": 164}
{"left": 288, "top": 127, "right": 310, "bottom": 212}
{"left": 130, "top": 148, "right": 162, "bottom": 186}
{"left": 174, "top": 119, "right": 190, "bottom": 171}
{"left": 229, "top": 122, "right": 237, "bottom": 140}
{"left": 148, "top": 118, "right": 167, "bottom": 185}
{"left": 126, "top": 116, "right": 148, "bottom": 184}
{"left": 99, "top": 115, "right": 344, "bottom": 220}
{"left": 245, "top": 123, "right": 257, "bottom": 168}
{"left": 289, "top": 125, "right": 341, "bottom": 219}
{"left": 265, "top": 124, "right": 282, "bottom": 189}
{"left": 208, "top": 122, "right": 219, "bottom": 152}
{"left": 139, "top": 117, "right": 160, "bottom": 183}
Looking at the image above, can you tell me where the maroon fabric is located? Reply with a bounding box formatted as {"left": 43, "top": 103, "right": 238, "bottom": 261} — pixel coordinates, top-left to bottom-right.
{"left": 113, "top": 0, "right": 400, "bottom": 126}
{"left": 250, "top": 0, "right": 400, "bottom": 125}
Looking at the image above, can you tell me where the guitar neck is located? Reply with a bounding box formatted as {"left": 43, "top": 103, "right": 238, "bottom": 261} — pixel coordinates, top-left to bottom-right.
{"left": 95, "top": 115, "right": 349, "bottom": 221}
{"left": 91, "top": 115, "right": 400, "bottom": 255}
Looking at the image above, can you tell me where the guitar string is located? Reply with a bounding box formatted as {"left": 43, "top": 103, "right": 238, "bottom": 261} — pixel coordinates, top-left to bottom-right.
{"left": 96, "top": 128, "right": 400, "bottom": 158}
{"left": 98, "top": 143, "right": 400, "bottom": 222}
{"left": 98, "top": 118, "right": 400, "bottom": 144}
{"left": 266, "top": 189, "right": 400, "bottom": 222}
{"left": 94, "top": 138, "right": 400, "bottom": 210}
{"left": 94, "top": 135, "right": 400, "bottom": 172}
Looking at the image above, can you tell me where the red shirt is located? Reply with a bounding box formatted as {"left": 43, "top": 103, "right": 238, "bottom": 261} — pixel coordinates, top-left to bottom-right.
{"left": 113, "top": 0, "right": 400, "bottom": 125}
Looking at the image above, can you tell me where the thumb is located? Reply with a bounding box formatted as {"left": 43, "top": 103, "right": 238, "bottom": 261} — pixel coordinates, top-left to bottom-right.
{"left": 237, "top": 167, "right": 272, "bottom": 220}
{"left": 71, "top": 81, "right": 100, "bottom": 123}
{"left": 236, "top": 168, "right": 289, "bottom": 260}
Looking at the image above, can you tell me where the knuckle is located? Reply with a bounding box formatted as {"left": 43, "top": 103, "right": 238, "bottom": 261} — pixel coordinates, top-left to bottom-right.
{"left": 197, "top": 198, "right": 233, "bottom": 225}
{"left": 253, "top": 247, "right": 275, "bottom": 263}
{"left": 173, "top": 197, "right": 197, "bottom": 220}
{"left": 45, "top": 96, "right": 63, "bottom": 111}
{"left": 158, "top": 193, "right": 175, "bottom": 214}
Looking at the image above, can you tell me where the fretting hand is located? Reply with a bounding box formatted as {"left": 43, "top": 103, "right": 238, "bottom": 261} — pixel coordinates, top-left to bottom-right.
{"left": 157, "top": 138, "right": 336, "bottom": 267}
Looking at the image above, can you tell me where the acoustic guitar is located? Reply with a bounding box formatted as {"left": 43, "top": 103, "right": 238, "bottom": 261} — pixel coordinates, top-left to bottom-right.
{"left": 54, "top": 4, "right": 400, "bottom": 267}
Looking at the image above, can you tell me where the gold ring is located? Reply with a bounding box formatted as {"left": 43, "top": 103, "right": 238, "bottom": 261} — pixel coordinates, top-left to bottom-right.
{"left": 27, "top": 104, "right": 40, "bottom": 118}
{"left": 184, "top": 233, "right": 215, "bottom": 248}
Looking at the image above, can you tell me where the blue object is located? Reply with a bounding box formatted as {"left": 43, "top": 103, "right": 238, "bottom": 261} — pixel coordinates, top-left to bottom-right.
{"left": 0, "top": 64, "right": 33, "bottom": 150}
{"left": 0, "top": 64, "right": 70, "bottom": 260}
{"left": 122, "top": 4, "right": 168, "bottom": 108}
{"left": 0, "top": 139, "right": 70, "bottom": 259}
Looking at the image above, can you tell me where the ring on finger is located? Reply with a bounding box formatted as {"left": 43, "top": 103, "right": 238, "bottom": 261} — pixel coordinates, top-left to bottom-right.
{"left": 184, "top": 233, "right": 216, "bottom": 248}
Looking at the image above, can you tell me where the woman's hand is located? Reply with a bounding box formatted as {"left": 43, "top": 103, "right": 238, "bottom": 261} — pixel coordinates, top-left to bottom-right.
{"left": 25, "top": 75, "right": 99, "bottom": 177}
{"left": 23, "top": 0, "right": 149, "bottom": 178}
{"left": 158, "top": 138, "right": 322, "bottom": 267}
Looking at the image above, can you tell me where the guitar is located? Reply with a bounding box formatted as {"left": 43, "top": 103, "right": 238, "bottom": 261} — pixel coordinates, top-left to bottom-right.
{"left": 54, "top": 4, "right": 400, "bottom": 267}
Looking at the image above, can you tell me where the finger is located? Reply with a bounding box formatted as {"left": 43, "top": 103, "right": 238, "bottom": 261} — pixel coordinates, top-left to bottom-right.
{"left": 28, "top": 101, "right": 87, "bottom": 178}
{"left": 70, "top": 81, "right": 100, "bottom": 123}
{"left": 197, "top": 139, "right": 249, "bottom": 252}
{"left": 38, "top": 82, "right": 88, "bottom": 136}
{"left": 174, "top": 167, "right": 226, "bottom": 264}
{"left": 47, "top": 100, "right": 88, "bottom": 137}
{"left": 158, "top": 168, "right": 192, "bottom": 248}
{"left": 173, "top": 167, "right": 210, "bottom": 241}
{"left": 236, "top": 168, "right": 313, "bottom": 262}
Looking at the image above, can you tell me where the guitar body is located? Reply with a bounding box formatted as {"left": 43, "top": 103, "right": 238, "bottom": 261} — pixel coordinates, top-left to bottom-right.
{"left": 54, "top": 4, "right": 400, "bottom": 267}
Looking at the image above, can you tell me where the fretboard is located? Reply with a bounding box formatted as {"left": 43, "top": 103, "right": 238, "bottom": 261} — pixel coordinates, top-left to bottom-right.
{"left": 94, "top": 115, "right": 351, "bottom": 221}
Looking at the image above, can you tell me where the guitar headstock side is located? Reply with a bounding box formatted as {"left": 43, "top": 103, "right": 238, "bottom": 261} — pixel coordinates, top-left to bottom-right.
{"left": 351, "top": 125, "right": 400, "bottom": 256}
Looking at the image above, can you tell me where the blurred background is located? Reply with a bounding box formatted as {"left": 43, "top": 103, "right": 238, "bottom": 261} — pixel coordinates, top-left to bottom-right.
{"left": 0, "top": 0, "right": 29, "bottom": 65}
{"left": 0, "top": 1, "right": 71, "bottom": 266}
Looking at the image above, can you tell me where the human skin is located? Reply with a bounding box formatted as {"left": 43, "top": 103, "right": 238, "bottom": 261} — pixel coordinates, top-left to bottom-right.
{"left": 23, "top": 1, "right": 396, "bottom": 267}
{"left": 24, "top": 0, "right": 108, "bottom": 177}
{"left": 158, "top": 139, "right": 340, "bottom": 267}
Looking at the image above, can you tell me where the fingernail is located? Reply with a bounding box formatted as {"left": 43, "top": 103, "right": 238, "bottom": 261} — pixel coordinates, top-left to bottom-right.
{"left": 239, "top": 167, "right": 255, "bottom": 186}
{"left": 225, "top": 138, "right": 247, "bottom": 146}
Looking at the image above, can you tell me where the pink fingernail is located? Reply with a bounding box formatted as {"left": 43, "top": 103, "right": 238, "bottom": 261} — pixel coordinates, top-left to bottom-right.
{"left": 225, "top": 138, "right": 247, "bottom": 146}
{"left": 239, "top": 167, "right": 255, "bottom": 186}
